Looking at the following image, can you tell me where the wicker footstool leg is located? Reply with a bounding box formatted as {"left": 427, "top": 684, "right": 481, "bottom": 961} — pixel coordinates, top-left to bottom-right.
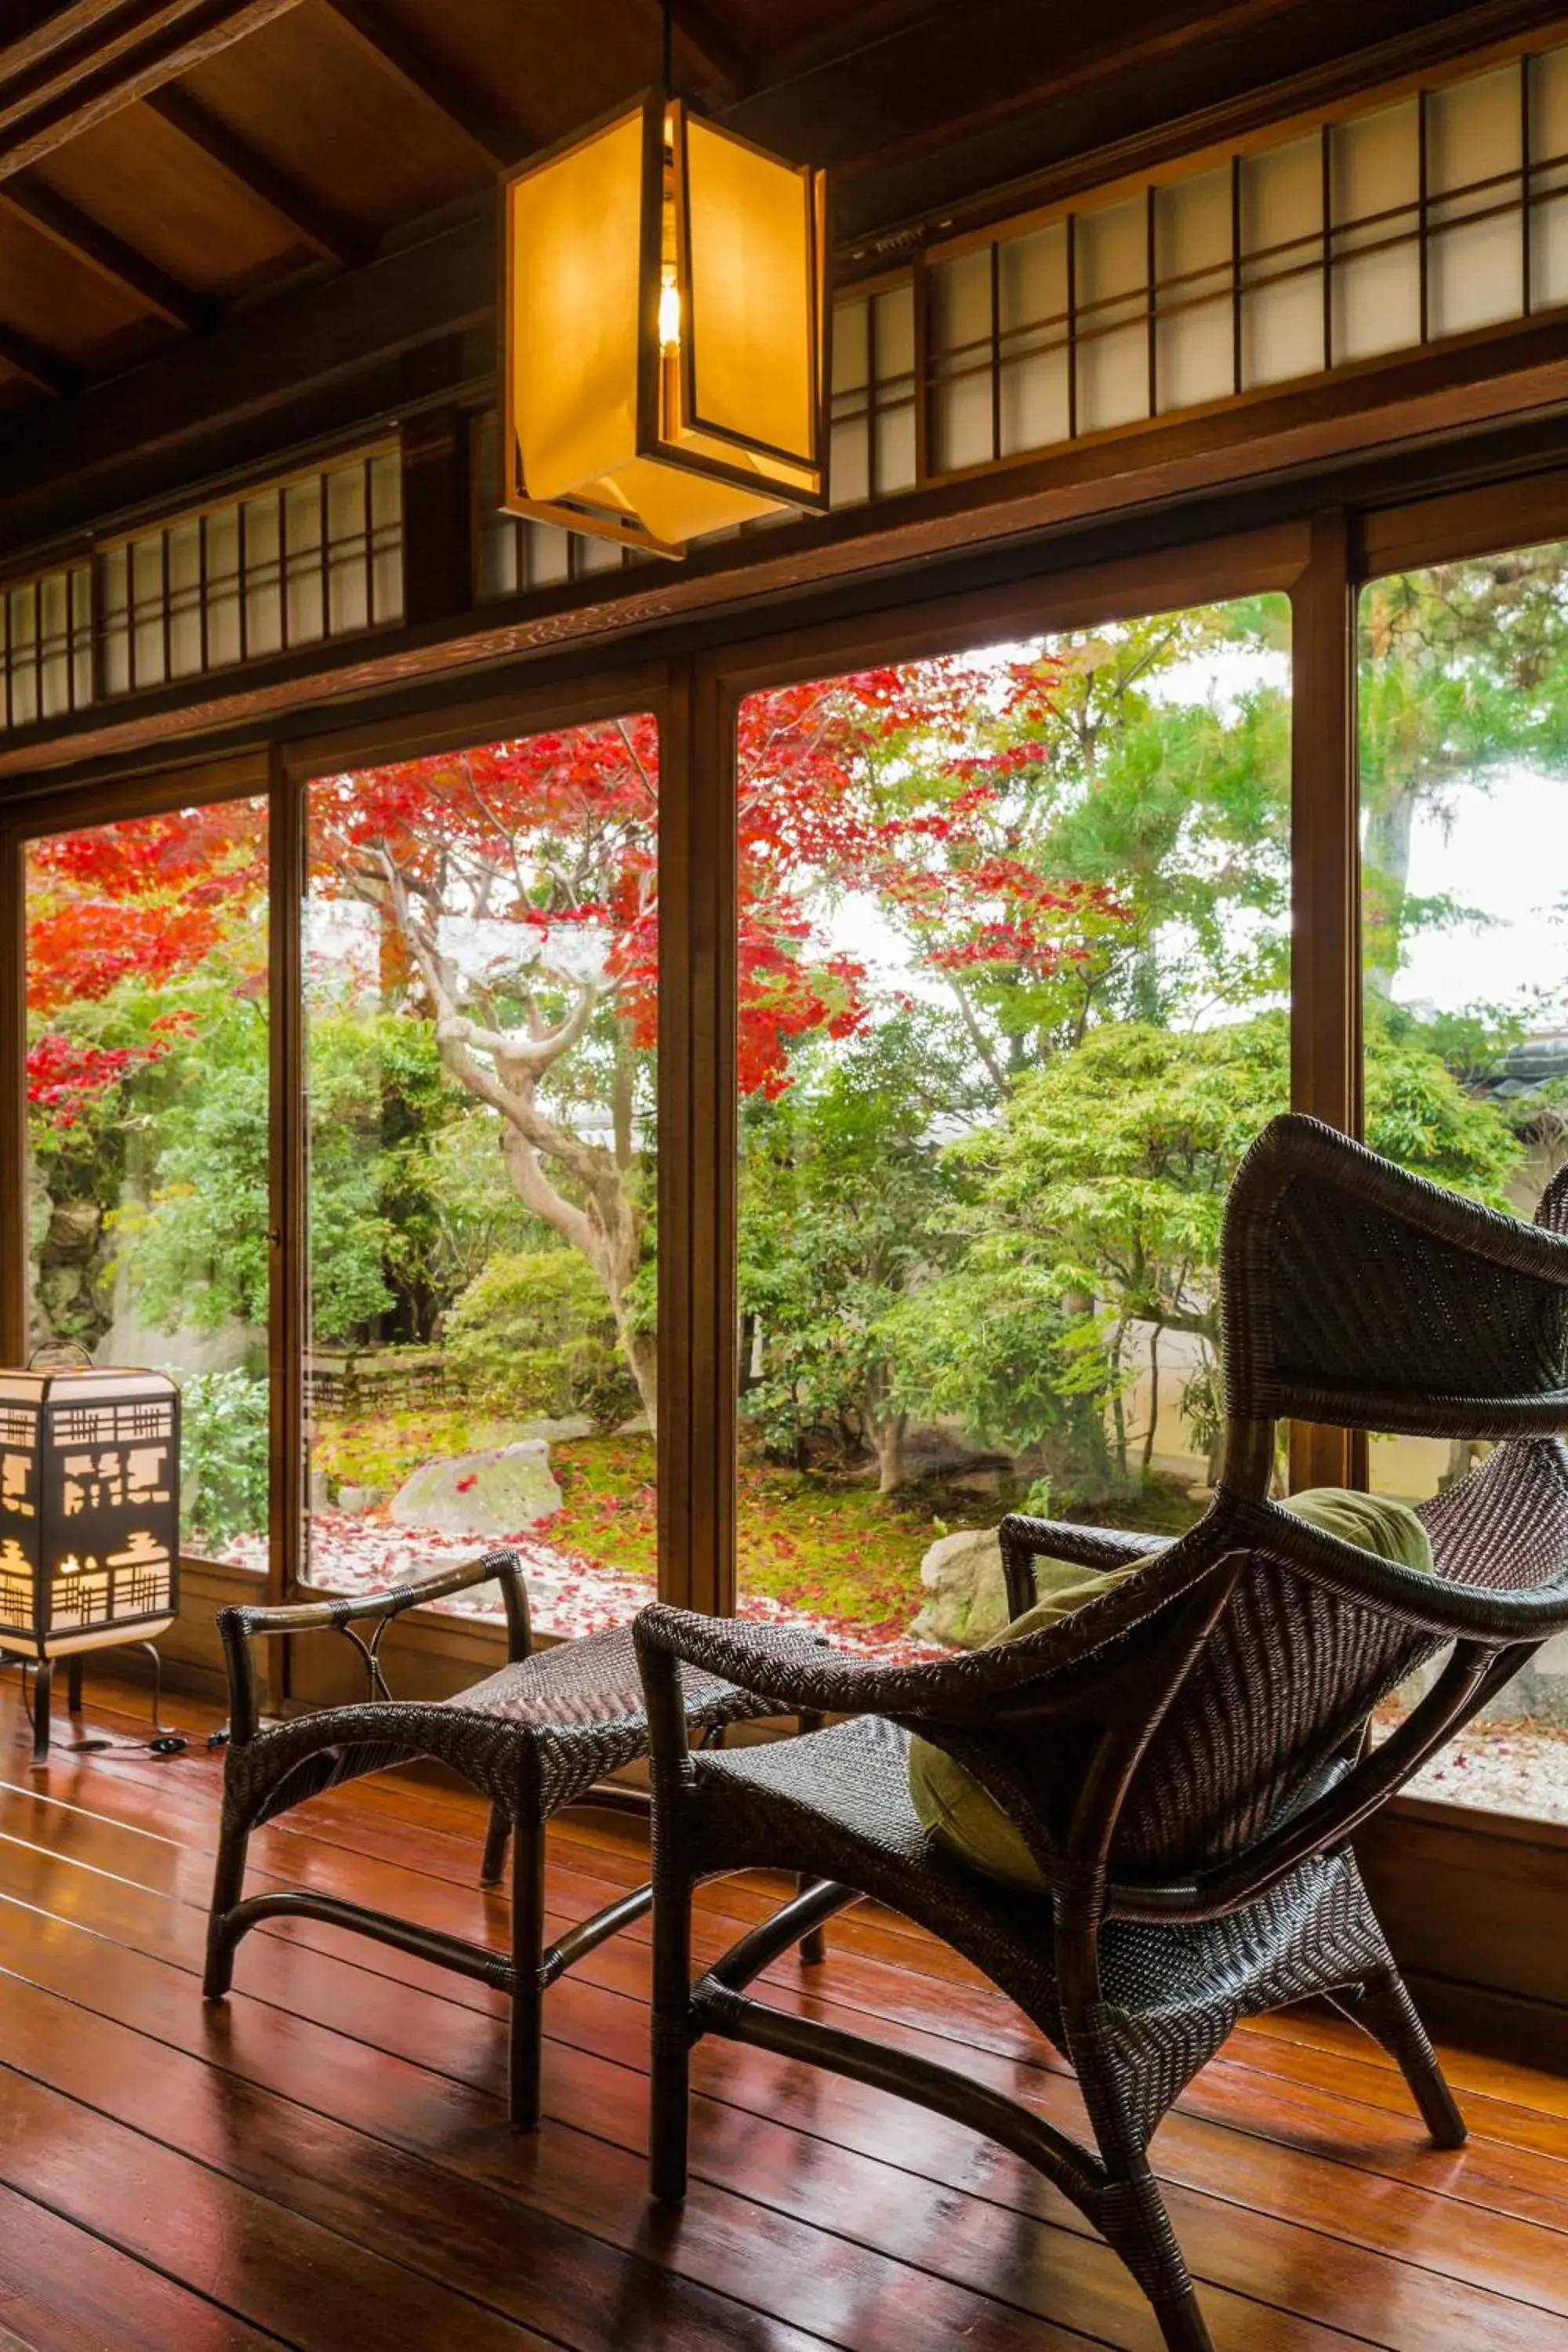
{"left": 510, "top": 1818, "right": 548, "bottom": 2132}
{"left": 481, "top": 1802, "right": 511, "bottom": 1886}
{"left": 797, "top": 1710, "right": 826, "bottom": 1967}
{"left": 204, "top": 1799, "right": 252, "bottom": 1998}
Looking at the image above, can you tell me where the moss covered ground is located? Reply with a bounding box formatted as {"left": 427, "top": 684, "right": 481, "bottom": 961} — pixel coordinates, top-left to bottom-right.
{"left": 314, "top": 1405, "right": 1201, "bottom": 1643}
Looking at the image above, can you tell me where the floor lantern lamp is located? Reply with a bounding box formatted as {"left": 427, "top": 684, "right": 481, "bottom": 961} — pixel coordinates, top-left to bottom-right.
{"left": 0, "top": 1358, "right": 180, "bottom": 1762}
{"left": 499, "top": 24, "right": 829, "bottom": 559}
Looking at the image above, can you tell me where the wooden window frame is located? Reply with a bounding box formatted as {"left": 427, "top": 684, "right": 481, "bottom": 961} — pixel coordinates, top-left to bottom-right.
{"left": 0, "top": 750, "right": 273, "bottom": 1620}
{"left": 692, "top": 524, "right": 1314, "bottom": 1614}
{"left": 4, "top": 430, "right": 1568, "bottom": 2061}
{"left": 13, "top": 473, "right": 1568, "bottom": 1627}
{"left": 275, "top": 667, "right": 680, "bottom": 1625}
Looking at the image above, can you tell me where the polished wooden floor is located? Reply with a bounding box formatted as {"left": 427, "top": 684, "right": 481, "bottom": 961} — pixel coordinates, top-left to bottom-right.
{"left": 0, "top": 1672, "right": 1564, "bottom": 2351}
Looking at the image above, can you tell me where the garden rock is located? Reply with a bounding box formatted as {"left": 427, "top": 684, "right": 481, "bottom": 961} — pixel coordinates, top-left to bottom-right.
{"left": 45, "top": 1199, "right": 101, "bottom": 1256}
{"left": 390, "top": 1440, "right": 561, "bottom": 1537}
{"left": 1392, "top": 1628, "right": 1568, "bottom": 1730}
{"left": 900, "top": 1424, "right": 1009, "bottom": 1481}
{"left": 1477, "top": 1626, "right": 1568, "bottom": 1728}
{"left": 909, "top": 1526, "right": 1012, "bottom": 1650}
{"left": 336, "top": 1484, "right": 384, "bottom": 1515}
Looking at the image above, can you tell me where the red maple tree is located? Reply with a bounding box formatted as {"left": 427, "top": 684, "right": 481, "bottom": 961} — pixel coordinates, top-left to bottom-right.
{"left": 26, "top": 800, "right": 266, "bottom": 1127}
{"left": 27, "top": 659, "right": 1123, "bottom": 1417}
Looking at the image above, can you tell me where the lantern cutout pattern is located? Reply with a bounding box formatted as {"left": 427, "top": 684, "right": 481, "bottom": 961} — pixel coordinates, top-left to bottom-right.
{"left": 0, "top": 1365, "right": 179, "bottom": 1759}
{"left": 502, "top": 91, "right": 828, "bottom": 558}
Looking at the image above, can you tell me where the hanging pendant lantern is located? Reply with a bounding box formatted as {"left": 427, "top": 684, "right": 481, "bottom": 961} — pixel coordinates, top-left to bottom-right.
{"left": 500, "top": 91, "right": 829, "bottom": 559}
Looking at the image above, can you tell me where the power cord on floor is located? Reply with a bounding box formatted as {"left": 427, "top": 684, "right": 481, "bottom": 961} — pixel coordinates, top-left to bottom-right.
{"left": 7, "top": 1646, "right": 227, "bottom": 1759}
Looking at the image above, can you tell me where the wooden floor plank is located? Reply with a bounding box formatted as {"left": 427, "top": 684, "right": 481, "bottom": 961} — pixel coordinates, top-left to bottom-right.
{"left": 6, "top": 1755, "right": 1562, "bottom": 2263}
{"left": 1, "top": 1672, "right": 1566, "bottom": 2352}
{"left": 0, "top": 1788, "right": 1562, "bottom": 2352}
{"left": 1239, "top": 2005, "right": 1568, "bottom": 2125}
{"left": 0, "top": 1973, "right": 864, "bottom": 2352}
{"left": 0, "top": 2177, "right": 284, "bottom": 2351}
{"left": 0, "top": 1918, "right": 1547, "bottom": 2352}
{"left": 0, "top": 2068, "right": 558, "bottom": 2352}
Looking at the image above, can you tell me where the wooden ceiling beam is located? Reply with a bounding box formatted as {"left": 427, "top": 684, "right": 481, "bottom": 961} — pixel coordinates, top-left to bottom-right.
{"left": 310, "top": 0, "right": 525, "bottom": 172}
{"left": 0, "top": 206, "right": 493, "bottom": 547}
{"left": 720, "top": 0, "right": 1568, "bottom": 244}
{"left": 0, "top": 321, "right": 75, "bottom": 395}
{"left": 647, "top": 0, "right": 752, "bottom": 103}
{"left": 0, "top": 0, "right": 1557, "bottom": 522}
{"left": 0, "top": 176, "right": 205, "bottom": 330}
{"left": 0, "top": 0, "right": 306, "bottom": 180}
{"left": 143, "top": 83, "right": 363, "bottom": 269}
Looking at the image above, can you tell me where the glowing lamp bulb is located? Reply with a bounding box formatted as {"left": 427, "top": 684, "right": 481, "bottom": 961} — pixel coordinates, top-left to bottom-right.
{"left": 658, "top": 271, "right": 681, "bottom": 352}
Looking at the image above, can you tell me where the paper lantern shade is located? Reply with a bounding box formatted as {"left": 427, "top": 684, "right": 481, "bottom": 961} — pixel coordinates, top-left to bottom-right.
{"left": 501, "top": 93, "right": 829, "bottom": 558}
{"left": 0, "top": 1364, "right": 180, "bottom": 1664}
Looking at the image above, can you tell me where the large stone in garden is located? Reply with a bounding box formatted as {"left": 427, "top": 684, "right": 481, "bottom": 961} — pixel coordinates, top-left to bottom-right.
{"left": 909, "top": 1526, "right": 1011, "bottom": 1650}
{"left": 44, "top": 1199, "right": 101, "bottom": 1256}
{"left": 390, "top": 1440, "right": 561, "bottom": 1537}
{"left": 1477, "top": 1627, "right": 1568, "bottom": 1728}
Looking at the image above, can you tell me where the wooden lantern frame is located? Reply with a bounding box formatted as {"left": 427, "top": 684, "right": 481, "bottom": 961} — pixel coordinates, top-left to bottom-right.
{"left": 0, "top": 1361, "right": 180, "bottom": 1758}
{"left": 499, "top": 91, "right": 829, "bottom": 560}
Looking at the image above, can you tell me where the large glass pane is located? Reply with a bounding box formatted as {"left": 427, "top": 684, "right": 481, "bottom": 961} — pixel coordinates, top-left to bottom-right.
{"left": 24, "top": 798, "right": 271, "bottom": 1564}
{"left": 735, "top": 598, "right": 1291, "bottom": 1657}
{"left": 1360, "top": 543, "right": 1568, "bottom": 1820}
{"left": 303, "top": 719, "right": 658, "bottom": 1636}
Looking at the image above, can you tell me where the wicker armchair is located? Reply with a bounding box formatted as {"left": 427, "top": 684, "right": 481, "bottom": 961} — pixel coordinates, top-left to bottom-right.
{"left": 202, "top": 1553, "right": 798, "bottom": 2129}
{"left": 634, "top": 1113, "right": 1568, "bottom": 2352}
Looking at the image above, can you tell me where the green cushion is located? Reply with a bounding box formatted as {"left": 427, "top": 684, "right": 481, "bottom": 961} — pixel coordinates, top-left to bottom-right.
{"left": 907, "top": 1486, "right": 1433, "bottom": 1894}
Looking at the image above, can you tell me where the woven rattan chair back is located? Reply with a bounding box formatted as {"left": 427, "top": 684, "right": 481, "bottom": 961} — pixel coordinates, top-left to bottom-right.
{"left": 1095, "top": 1120, "right": 1568, "bottom": 1875}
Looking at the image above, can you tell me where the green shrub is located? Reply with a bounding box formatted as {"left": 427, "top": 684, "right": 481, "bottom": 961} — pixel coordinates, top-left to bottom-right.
{"left": 176, "top": 1367, "right": 269, "bottom": 1550}
{"left": 445, "top": 1250, "right": 639, "bottom": 1432}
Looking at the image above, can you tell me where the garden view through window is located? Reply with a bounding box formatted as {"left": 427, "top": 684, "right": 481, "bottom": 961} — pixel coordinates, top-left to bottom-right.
{"left": 733, "top": 600, "right": 1298, "bottom": 1656}
{"left": 20, "top": 557, "right": 1568, "bottom": 1805}
{"left": 300, "top": 719, "right": 660, "bottom": 1637}
{"left": 24, "top": 797, "right": 271, "bottom": 1563}
{"left": 1361, "top": 536, "right": 1568, "bottom": 1824}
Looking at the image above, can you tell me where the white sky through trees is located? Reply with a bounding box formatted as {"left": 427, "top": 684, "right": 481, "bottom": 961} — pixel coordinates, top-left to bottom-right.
{"left": 1392, "top": 768, "right": 1568, "bottom": 1023}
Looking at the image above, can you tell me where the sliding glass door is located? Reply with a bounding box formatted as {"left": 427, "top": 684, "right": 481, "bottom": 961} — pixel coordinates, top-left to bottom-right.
{"left": 1359, "top": 533, "right": 1568, "bottom": 1822}
{"left": 731, "top": 590, "right": 1294, "bottom": 1656}
{"left": 300, "top": 713, "right": 660, "bottom": 1639}
{"left": 22, "top": 794, "right": 271, "bottom": 1565}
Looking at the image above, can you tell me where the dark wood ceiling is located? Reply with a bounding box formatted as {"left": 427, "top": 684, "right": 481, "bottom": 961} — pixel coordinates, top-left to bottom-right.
{"left": 0, "top": 0, "right": 1557, "bottom": 503}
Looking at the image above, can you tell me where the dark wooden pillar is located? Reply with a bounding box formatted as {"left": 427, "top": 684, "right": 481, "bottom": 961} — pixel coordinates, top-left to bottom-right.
{"left": 657, "top": 659, "right": 737, "bottom": 1619}
{"left": 0, "top": 824, "right": 25, "bottom": 1365}
{"left": 1290, "top": 507, "right": 1367, "bottom": 1492}
{"left": 267, "top": 749, "right": 307, "bottom": 1665}
{"left": 399, "top": 401, "right": 474, "bottom": 628}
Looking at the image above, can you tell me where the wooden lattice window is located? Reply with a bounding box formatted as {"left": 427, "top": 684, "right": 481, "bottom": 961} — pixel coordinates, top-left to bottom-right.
{"left": 924, "top": 43, "right": 1568, "bottom": 475}
{"left": 0, "top": 447, "right": 404, "bottom": 735}
{"left": 97, "top": 447, "right": 403, "bottom": 698}
{"left": 0, "top": 563, "right": 93, "bottom": 729}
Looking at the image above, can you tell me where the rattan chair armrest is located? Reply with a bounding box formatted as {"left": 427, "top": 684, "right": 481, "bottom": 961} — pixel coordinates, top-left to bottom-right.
{"left": 634, "top": 1605, "right": 896, "bottom": 1719}
{"left": 217, "top": 1548, "right": 531, "bottom": 1743}
{"left": 632, "top": 1599, "right": 1117, "bottom": 1739}
{"left": 1238, "top": 1499, "right": 1568, "bottom": 1643}
{"left": 998, "top": 1515, "right": 1172, "bottom": 1617}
